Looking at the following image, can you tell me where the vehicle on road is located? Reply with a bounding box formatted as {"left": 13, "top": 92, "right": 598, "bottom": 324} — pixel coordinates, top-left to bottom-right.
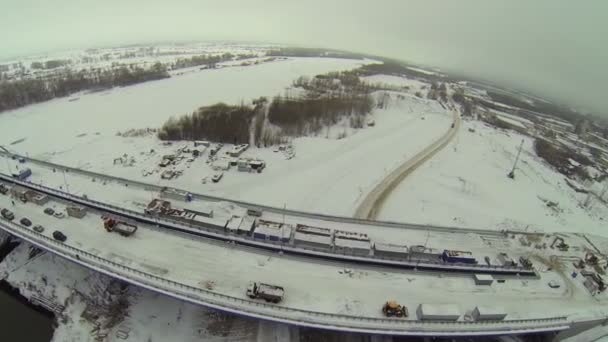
{"left": 44, "top": 208, "right": 55, "bottom": 216}
{"left": 52, "top": 230, "right": 67, "bottom": 242}
{"left": 20, "top": 217, "right": 32, "bottom": 227}
{"left": 246, "top": 282, "right": 284, "bottom": 303}
{"left": 548, "top": 280, "right": 561, "bottom": 289}
{"left": 102, "top": 216, "right": 138, "bottom": 236}
{"left": 212, "top": 172, "right": 223, "bottom": 183}
{"left": 33, "top": 225, "right": 44, "bottom": 233}
{"left": 1, "top": 208, "right": 15, "bottom": 220}
{"left": 382, "top": 300, "right": 408, "bottom": 317}
{"left": 53, "top": 211, "right": 65, "bottom": 219}
{"left": 247, "top": 209, "right": 263, "bottom": 217}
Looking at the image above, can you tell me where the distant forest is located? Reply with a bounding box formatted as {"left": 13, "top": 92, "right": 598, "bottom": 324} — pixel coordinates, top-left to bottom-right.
{"left": 158, "top": 103, "right": 258, "bottom": 144}
{"left": 157, "top": 69, "right": 375, "bottom": 145}
{"left": 0, "top": 63, "right": 169, "bottom": 113}
{"left": 0, "top": 52, "right": 258, "bottom": 114}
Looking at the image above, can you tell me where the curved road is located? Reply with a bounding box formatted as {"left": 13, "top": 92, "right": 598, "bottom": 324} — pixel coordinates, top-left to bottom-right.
{"left": 354, "top": 110, "right": 461, "bottom": 220}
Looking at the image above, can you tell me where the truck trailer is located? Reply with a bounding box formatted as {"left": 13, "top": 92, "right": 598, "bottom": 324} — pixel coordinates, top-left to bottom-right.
{"left": 246, "top": 282, "right": 284, "bottom": 303}
{"left": 102, "top": 216, "right": 138, "bottom": 237}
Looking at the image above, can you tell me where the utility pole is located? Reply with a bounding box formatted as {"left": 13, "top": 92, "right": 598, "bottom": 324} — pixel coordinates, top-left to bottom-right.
{"left": 0, "top": 145, "right": 12, "bottom": 174}
{"left": 508, "top": 139, "right": 524, "bottom": 179}
{"left": 63, "top": 169, "right": 70, "bottom": 193}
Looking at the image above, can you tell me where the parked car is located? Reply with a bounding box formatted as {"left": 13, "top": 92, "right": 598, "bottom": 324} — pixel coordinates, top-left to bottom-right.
{"left": 1, "top": 208, "right": 15, "bottom": 221}
{"left": 20, "top": 217, "right": 32, "bottom": 227}
{"left": 44, "top": 208, "right": 55, "bottom": 216}
{"left": 53, "top": 211, "right": 65, "bottom": 219}
{"left": 548, "top": 280, "right": 561, "bottom": 289}
{"left": 33, "top": 225, "right": 44, "bottom": 233}
{"left": 212, "top": 172, "right": 223, "bottom": 183}
{"left": 52, "top": 231, "right": 67, "bottom": 242}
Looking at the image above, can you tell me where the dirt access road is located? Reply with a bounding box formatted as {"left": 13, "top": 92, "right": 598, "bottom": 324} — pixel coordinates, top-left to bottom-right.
{"left": 354, "top": 110, "right": 461, "bottom": 220}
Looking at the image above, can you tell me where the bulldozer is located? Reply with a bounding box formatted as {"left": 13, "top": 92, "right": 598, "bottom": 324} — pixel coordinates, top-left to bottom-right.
{"left": 382, "top": 300, "right": 408, "bottom": 318}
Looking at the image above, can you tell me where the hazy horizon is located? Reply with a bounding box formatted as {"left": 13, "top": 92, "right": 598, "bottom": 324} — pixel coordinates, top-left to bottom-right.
{"left": 1, "top": 0, "right": 606, "bottom": 115}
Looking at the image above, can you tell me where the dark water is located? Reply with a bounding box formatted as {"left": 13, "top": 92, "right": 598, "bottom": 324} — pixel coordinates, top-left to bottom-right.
{"left": 0, "top": 281, "right": 55, "bottom": 341}
{"left": 0, "top": 237, "right": 54, "bottom": 342}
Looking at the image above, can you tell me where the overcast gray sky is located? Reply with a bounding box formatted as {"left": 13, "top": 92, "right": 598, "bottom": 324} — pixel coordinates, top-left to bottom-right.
{"left": 1, "top": 0, "right": 607, "bottom": 114}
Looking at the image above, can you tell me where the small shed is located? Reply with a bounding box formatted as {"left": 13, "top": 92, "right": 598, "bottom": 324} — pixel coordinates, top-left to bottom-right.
{"left": 10, "top": 186, "right": 28, "bottom": 200}
{"left": 334, "top": 238, "right": 371, "bottom": 257}
{"left": 67, "top": 205, "right": 87, "bottom": 219}
{"left": 471, "top": 306, "right": 507, "bottom": 321}
{"left": 294, "top": 231, "right": 332, "bottom": 250}
{"left": 374, "top": 242, "right": 408, "bottom": 259}
{"left": 294, "top": 224, "right": 332, "bottom": 250}
{"left": 225, "top": 216, "right": 243, "bottom": 234}
{"left": 238, "top": 216, "right": 256, "bottom": 235}
{"left": 416, "top": 304, "right": 460, "bottom": 321}
{"left": 160, "top": 187, "right": 189, "bottom": 201}
{"left": 409, "top": 245, "right": 443, "bottom": 262}
{"left": 24, "top": 190, "right": 49, "bottom": 205}
{"left": 473, "top": 274, "right": 494, "bottom": 286}
{"left": 497, "top": 252, "right": 516, "bottom": 267}
{"left": 253, "top": 219, "right": 292, "bottom": 243}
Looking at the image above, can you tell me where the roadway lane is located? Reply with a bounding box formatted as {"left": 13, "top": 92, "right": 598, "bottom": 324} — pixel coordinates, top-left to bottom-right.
{"left": 354, "top": 110, "right": 461, "bottom": 220}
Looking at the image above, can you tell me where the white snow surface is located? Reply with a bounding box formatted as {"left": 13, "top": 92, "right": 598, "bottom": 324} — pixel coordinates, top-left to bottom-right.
{"left": 0, "top": 240, "right": 287, "bottom": 342}
{"left": 379, "top": 119, "right": 608, "bottom": 236}
{"left": 0, "top": 57, "right": 367, "bottom": 155}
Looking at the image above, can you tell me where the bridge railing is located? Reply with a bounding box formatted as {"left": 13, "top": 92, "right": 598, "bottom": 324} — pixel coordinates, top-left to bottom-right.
{"left": 0, "top": 153, "right": 506, "bottom": 236}
{"left": 0, "top": 216, "right": 569, "bottom": 333}
{"left": 1, "top": 174, "right": 536, "bottom": 276}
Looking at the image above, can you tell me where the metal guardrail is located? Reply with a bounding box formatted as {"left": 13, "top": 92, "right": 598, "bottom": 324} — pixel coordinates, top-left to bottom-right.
{"left": 0, "top": 151, "right": 505, "bottom": 236}
{"left": 0, "top": 174, "right": 537, "bottom": 276}
{"left": 0, "top": 217, "right": 571, "bottom": 335}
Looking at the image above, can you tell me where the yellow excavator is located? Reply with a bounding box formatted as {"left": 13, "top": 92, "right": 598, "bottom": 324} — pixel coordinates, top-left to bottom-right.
{"left": 382, "top": 300, "right": 408, "bottom": 317}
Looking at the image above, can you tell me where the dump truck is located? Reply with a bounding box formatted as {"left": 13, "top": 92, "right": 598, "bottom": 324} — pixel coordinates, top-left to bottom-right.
{"left": 382, "top": 300, "right": 408, "bottom": 317}
{"left": 246, "top": 282, "right": 284, "bottom": 303}
{"left": 102, "top": 216, "right": 138, "bottom": 237}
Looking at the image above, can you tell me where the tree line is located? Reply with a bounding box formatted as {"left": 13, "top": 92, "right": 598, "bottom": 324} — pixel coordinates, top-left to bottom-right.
{"left": 267, "top": 93, "right": 373, "bottom": 136}
{"left": 157, "top": 103, "right": 257, "bottom": 144}
{"left": 0, "top": 63, "right": 169, "bottom": 113}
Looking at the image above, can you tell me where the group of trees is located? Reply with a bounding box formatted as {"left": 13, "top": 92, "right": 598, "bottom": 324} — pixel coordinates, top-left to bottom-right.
{"left": 534, "top": 138, "right": 591, "bottom": 179}
{"left": 452, "top": 89, "right": 475, "bottom": 116}
{"left": 0, "top": 63, "right": 169, "bottom": 112}
{"left": 31, "top": 59, "right": 71, "bottom": 70}
{"left": 171, "top": 53, "right": 257, "bottom": 70}
{"left": 268, "top": 94, "right": 373, "bottom": 137}
{"left": 157, "top": 103, "right": 257, "bottom": 144}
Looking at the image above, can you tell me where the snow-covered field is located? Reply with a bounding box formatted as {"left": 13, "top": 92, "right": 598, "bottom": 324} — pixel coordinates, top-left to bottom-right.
{"left": 2, "top": 45, "right": 608, "bottom": 341}
{"left": 379, "top": 118, "right": 608, "bottom": 235}
{"left": 0, "top": 239, "right": 293, "bottom": 342}
{"left": 1, "top": 63, "right": 453, "bottom": 217}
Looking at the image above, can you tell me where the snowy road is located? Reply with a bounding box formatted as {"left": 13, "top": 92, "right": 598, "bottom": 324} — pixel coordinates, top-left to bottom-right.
{"left": 354, "top": 110, "right": 461, "bottom": 219}
{"left": 1, "top": 173, "right": 607, "bottom": 336}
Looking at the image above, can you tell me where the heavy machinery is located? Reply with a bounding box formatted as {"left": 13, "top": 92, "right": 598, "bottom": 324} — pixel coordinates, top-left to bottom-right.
{"left": 246, "top": 282, "right": 284, "bottom": 303}
{"left": 519, "top": 256, "right": 533, "bottom": 270}
{"left": 102, "top": 216, "right": 138, "bottom": 237}
{"left": 382, "top": 300, "right": 408, "bottom": 318}
{"left": 551, "top": 237, "right": 569, "bottom": 251}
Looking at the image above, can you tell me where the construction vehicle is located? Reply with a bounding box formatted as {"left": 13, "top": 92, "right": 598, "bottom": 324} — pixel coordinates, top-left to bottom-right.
{"left": 551, "top": 237, "right": 569, "bottom": 251}
{"left": 519, "top": 256, "right": 533, "bottom": 270}
{"left": 102, "top": 216, "right": 138, "bottom": 237}
{"left": 382, "top": 300, "right": 408, "bottom": 318}
{"left": 246, "top": 282, "right": 284, "bottom": 303}
{"left": 586, "top": 252, "right": 599, "bottom": 266}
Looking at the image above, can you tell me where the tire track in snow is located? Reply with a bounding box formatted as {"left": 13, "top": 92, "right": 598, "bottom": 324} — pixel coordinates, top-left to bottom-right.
{"left": 354, "top": 110, "right": 461, "bottom": 220}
